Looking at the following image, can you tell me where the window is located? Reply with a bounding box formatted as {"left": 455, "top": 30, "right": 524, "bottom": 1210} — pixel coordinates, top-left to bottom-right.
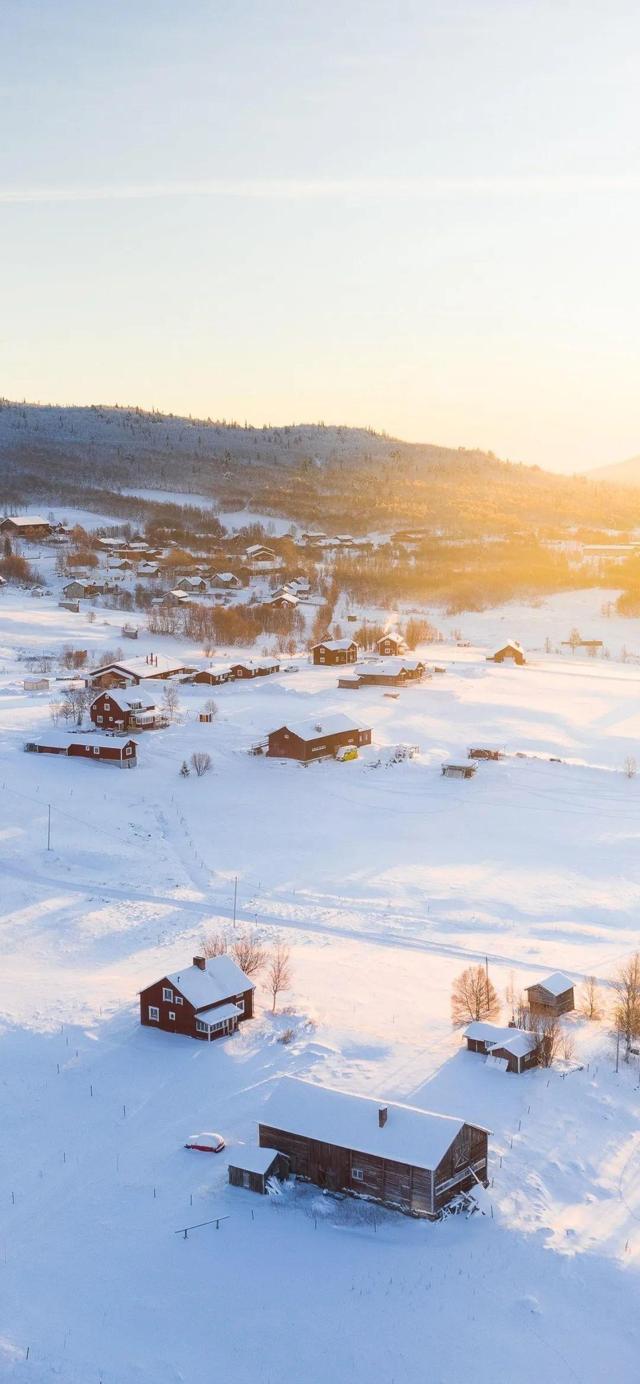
{"left": 175, "top": 995, "right": 183, "bottom": 1005}
{"left": 195, "top": 1019, "right": 209, "bottom": 1033}
{"left": 148, "top": 1006, "right": 159, "bottom": 1022}
{"left": 162, "top": 987, "right": 173, "bottom": 1002}
{"left": 96, "top": 715, "right": 103, "bottom": 723}
{"left": 93, "top": 747, "right": 100, "bottom": 755}
{"left": 352, "top": 1168, "right": 364, "bottom": 1182}
{"left": 168, "top": 1011, "right": 176, "bottom": 1022}
{"left": 125, "top": 746, "right": 132, "bottom": 756}
{"left": 235, "top": 997, "right": 245, "bottom": 1014}
{"left": 104, "top": 701, "right": 110, "bottom": 710}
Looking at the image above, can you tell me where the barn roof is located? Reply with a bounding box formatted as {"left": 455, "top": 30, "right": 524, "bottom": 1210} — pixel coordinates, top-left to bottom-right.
{"left": 274, "top": 712, "right": 367, "bottom": 742}
{"left": 526, "top": 971, "right": 573, "bottom": 997}
{"left": 166, "top": 955, "right": 255, "bottom": 1009}
{"left": 464, "top": 1022, "right": 538, "bottom": 1057}
{"left": 314, "top": 638, "right": 357, "bottom": 652}
{"left": 232, "top": 658, "right": 279, "bottom": 671}
{"left": 95, "top": 684, "right": 159, "bottom": 709}
{"left": 229, "top": 1146, "right": 280, "bottom": 1174}
{"left": 261, "top": 1076, "right": 488, "bottom": 1171}
{"left": 27, "top": 732, "right": 137, "bottom": 751}
{"left": 3, "top": 514, "right": 49, "bottom": 527}
{"left": 496, "top": 640, "right": 524, "bottom": 653}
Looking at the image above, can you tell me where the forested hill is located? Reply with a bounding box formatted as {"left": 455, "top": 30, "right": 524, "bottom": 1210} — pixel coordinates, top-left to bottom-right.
{"left": 1, "top": 398, "right": 639, "bottom": 536}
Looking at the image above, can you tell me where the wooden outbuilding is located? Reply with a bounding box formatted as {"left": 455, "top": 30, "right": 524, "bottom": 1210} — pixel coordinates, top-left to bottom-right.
{"left": 525, "top": 972, "right": 575, "bottom": 1017}
{"left": 468, "top": 746, "right": 504, "bottom": 761}
{"left": 312, "top": 639, "right": 358, "bottom": 666}
{"left": 24, "top": 732, "right": 138, "bottom": 765}
{"left": 62, "top": 580, "right": 101, "bottom": 600}
{"left": 228, "top": 1147, "right": 289, "bottom": 1194}
{"left": 0, "top": 515, "right": 51, "bottom": 540}
{"left": 140, "top": 954, "right": 255, "bottom": 1041}
{"left": 258, "top": 1077, "right": 490, "bottom": 1219}
{"left": 490, "top": 641, "right": 526, "bottom": 665}
{"left": 267, "top": 713, "right": 371, "bottom": 762}
{"left": 463, "top": 1022, "right": 540, "bottom": 1074}
{"left": 442, "top": 763, "right": 477, "bottom": 779}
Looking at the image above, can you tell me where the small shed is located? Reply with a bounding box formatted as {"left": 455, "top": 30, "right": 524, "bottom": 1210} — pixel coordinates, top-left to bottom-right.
{"left": 442, "top": 763, "right": 477, "bottom": 779}
{"left": 228, "top": 1147, "right": 289, "bottom": 1194}
{"left": 463, "top": 1022, "right": 540, "bottom": 1074}
{"left": 525, "top": 972, "right": 575, "bottom": 1017}
{"left": 468, "top": 747, "right": 504, "bottom": 761}
{"left": 490, "top": 641, "right": 526, "bottom": 665}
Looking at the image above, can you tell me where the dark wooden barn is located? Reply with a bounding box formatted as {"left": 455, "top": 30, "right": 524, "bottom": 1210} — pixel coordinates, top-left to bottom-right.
{"left": 490, "top": 641, "right": 526, "bottom": 665}
{"left": 140, "top": 954, "right": 255, "bottom": 1041}
{"left": 463, "top": 1022, "right": 540, "bottom": 1074}
{"left": 312, "top": 639, "right": 358, "bottom": 666}
{"left": 267, "top": 713, "right": 372, "bottom": 762}
{"left": 258, "top": 1077, "right": 489, "bottom": 1219}
{"left": 24, "top": 733, "right": 138, "bottom": 765}
{"left": 228, "top": 1147, "right": 289, "bottom": 1194}
{"left": 525, "top": 972, "right": 575, "bottom": 1017}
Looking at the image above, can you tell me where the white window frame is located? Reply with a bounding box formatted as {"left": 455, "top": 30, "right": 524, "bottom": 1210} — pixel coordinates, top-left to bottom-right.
{"left": 195, "top": 1019, "right": 209, "bottom": 1033}
{"left": 168, "top": 1011, "right": 176, "bottom": 1022}
{"left": 352, "top": 1168, "right": 364, "bottom": 1182}
{"left": 174, "top": 995, "right": 183, "bottom": 1005}
{"left": 148, "top": 1005, "right": 160, "bottom": 1022}
{"left": 235, "top": 997, "right": 245, "bottom": 1014}
{"left": 93, "top": 747, "right": 100, "bottom": 755}
{"left": 162, "top": 987, "right": 173, "bottom": 1002}
{"left": 96, "top": 715, "right": 103, "bottom": 723}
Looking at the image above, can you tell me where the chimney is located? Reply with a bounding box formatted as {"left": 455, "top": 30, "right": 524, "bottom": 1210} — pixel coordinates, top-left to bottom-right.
{"left": 193, "top": 955, "right": 206, "bottom": 970}
{"left": 378, "top": 1106, "right": 388, "bottom": 1129}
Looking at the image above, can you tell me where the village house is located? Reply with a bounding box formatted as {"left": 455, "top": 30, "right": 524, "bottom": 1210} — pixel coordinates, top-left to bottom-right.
{"left": 312, "top": 638, "right": 358, "bottom": 666}
{"left": 137, "top": 561, "right": 160, "bottom": 577}
{"left": 24, "top": 732, "right": 138, "bottom": 765}
{"left": 463, "top": 1022, "right": 540, "bottom": 1074}
{"left": 192, "top": 665, "right": 233, "bottom": 686}
{"left": 0, "top": 515, "right": 52, "bottom": 540}
{"left": 267, "top": 713, "right": 372, "bottom": 762}
{"left": 350, "top": 658, "right": 426, "bottom": 688}
{"left": 89, "top": 654, "right": 198, "bottom": 688}
{"left": 62, "top": 580, "right": 102, "bottom": 600}
{"left": 210, "top": 571, "right": 242, "bottom": 589}
{"left": 245, "top": 544, "right": 282, "bottom": 572}
{"left": 173, "top": 575, "right": 207, "bottom": 593}
{"left": 90, "top": 685, "right": 167, "bottom": 732}
{"left": 490, "top": 641, "right": 526, "bottom": 665}
{"left": 230, "top": 658, "right": 280, "bottom": 679}
{"left": 139, "top": 954, "right": 255, "bottom": 1041}
{"left": 376, "top": 631, "right": 408, "bottom": 657}
{"left": 258, "top": 1076, "right": 490, "bottom": 1218}
{"left": 525, "top": 972, "right": 575, "bottom": 1017}
{"left": 265, "top": 589, "right": 299, "bottom": 610}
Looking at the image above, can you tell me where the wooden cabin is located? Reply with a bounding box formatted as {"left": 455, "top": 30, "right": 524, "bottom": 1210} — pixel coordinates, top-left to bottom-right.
{"left": 355, "top": 658, "right": 426, "bottom": 687}
{"left": 376, "top": 632, "right": 408, "bottom": 657}
{"left": 0, "top": 515, "right": 51, "bottom": 540}
{"left": 525, "top": 972, "right": 575, "bottom": 1017}
{"left": 490, "top": 641, "right": 526, "bottom": 666}
{"left": 192, "top": 665, "right": 233, "bottom": 686}
{"left": 173, "top": 575, "right": 206, "bottom": 593}
{"left": 468, "top": 747, "right": 504, "bottom": 761}
{"left": 267, "top": 714, "right": 372, "bottom": 762}
{"left": 24, "top": 733, "right": 138, "bottom": 766}
{"left": 442, "top": 763, "right": 477, "bottom": 779}
{"left": 210, "top": 571, "right": 242, "bottom": 589}
{"left": 265, "top": 590, "right": 299, "bottom": 610}
{"left": 140, "top": 954, "right": 255, "bottom": 1041}
{"left": 230, "top": 658, "right": 280, "bottom": 679}
{"left": 62, "top": 580, "right": 101, "bottom": 600}
{"left": 228, "top": 1148, "right": 289, "bottom": 1194}
{"left": 89, "top": 654, "right": 197, "bottom": 688}
{"left": 258, "top": 1077, "right": 489, "bottom": 1219}
{"left": 312, "top": 639, "right": 358, "bottom": 666}
{"left": 90, "top": 687, "right": 166, "bottom": 732}
{"left": 463, "top": 1022, "right": 540, "bottom": 1074}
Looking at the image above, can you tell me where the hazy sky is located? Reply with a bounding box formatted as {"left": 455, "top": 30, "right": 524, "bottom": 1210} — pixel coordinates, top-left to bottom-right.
{"left": 1, "top": 0, "right": 640, "bottom": 472}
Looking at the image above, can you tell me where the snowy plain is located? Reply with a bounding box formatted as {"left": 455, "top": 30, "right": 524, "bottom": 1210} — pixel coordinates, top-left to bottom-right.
{"left": 1, "top": 575, "right": 640, "bottom": 1382}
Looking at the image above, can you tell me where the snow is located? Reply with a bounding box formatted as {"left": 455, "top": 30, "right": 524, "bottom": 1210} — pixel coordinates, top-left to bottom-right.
{"left": 262, "top": 1076, "right": 479, "bottom": 1171}
{"left": 229, "top": 1145, "right": 280, "bottom": 1174}
{"left": 166, "top": 955, "right": 253, "bottom": 1009}
{"left": 315, "top": 638, "right": 357, "bottom": 651}
{"left": 196, "top": 1002, "right": 242, "bottom": 1025}
{"left": 274, "top": 712, "right": 366, "bottom": 741}
{"left": 529, "top": 971, "right": 574, "bottom": 996}
{"left": 1, "top": 580, "right": 640, "bottom": 1379}
{"left": 24, "top": 730, "right": 137, "bottom": 751}
{"left": 89, "top": 653, "right": 195, "bottom": 679}
{"left": 464, "top": 1023, "right": 538, "bottom": 1057}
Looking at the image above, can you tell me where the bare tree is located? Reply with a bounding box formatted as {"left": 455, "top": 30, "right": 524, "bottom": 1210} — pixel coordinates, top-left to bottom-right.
{"left": 612, "top": 953, "right": 640, "bottom": 1057}
{"left": 451, "top": 964, "right": 500, "bottom": 1026}
{"left": 580, "top": 976, "right": 602, "bottom": 1021}
{"left": 267, "top": 942, "right": 292, "bottom": 1012}
{"left": 624, "top": 755, "right": 637, "bottom": 779}
{"left": 505, "top": 970, "right": 517, "bottom": 1014}
{"left": 59, "top": 685, "right": 92, "bottom": 727}
{"left": 203, "top": 699, "right": 218, "bottom": 719}
{"left": 190, "top": 751, "right": 212, "bottom": 777}
{"left": 162, "top": 683, "right": 181, "bottom": 721}
{"left": 532, "top": 1014, "right": 562, "bottom": 1068}
{"left": 202, "top": 930, "right": 228, "bottom": 958}
{"left": 231, "top": 931, "right": 266, "bottom": 977}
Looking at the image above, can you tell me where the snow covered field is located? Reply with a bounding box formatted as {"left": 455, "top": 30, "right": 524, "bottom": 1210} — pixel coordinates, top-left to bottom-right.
{"left": 1, "top": 585, "right": 640, "bottom": 1382}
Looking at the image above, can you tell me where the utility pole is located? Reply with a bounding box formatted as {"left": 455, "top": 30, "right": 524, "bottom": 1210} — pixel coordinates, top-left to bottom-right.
{"left": 485, "top": 956, "right": 489, "bottom": 982}
{"left": 232, "top": 876, "right": 238, "bottom": 927}
{"left": 616, "top": 1028, "right": 620, "bottom": 1074}
{"left": 47, "top": 803, "right": 51, "bottom": 852}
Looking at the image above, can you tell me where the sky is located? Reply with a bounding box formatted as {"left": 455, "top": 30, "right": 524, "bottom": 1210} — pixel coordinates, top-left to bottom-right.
{"left": 1, "top": 0, "right": 640, "bottom": 473}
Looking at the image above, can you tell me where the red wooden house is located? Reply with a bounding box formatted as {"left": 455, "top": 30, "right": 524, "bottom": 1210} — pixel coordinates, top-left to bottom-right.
{"left": 463, "top": 1022, "right": 540, "bottom": 1074}
{"left": 267, "top": 713, "right": 371, "bottom": 761}
{"left": 24, "top": 732, "right": 138, "bottom": 765}
{"left": 312, "top": 639, "right": 358, "bottom": 666}
{"left": 90, "top": 685, "right": 167, "bottom": 732}
{"left": 140, "top": 954, "right": 255, "bottom": 1041}
{"left": 230, "top": 658, "right": 280, "bottom": 679}
{"left": 376, "top": 632, "right": 407, "bottom": 657}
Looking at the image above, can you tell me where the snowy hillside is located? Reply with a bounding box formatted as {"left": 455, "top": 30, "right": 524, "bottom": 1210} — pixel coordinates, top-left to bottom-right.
{"left": 1, "top": 566, "right": 640, "bottom": 1381}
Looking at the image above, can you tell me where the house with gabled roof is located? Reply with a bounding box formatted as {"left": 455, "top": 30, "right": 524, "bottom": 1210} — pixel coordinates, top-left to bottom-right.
{"left": 463, "top": 1022, "right": 540, "bottom": 1074}
{"left": 89, "top": 653, "right": 197, "bottom": 688}
{"left": 312, "top": 638, "right": 358, "bottom": 666}
{"left": 140, "top": 954, "right": 255, "bottom": 1041}
{"left": 267, "top": 713, "right": 371, "bottom": 761}
{"left": 376, "top": 631, "right": 407, "bottom": 657}
{"left": 525, "top": 972, "right": 574, "bottom": 1017}
{"left": 258, "top": 1076, "right": 490, "bottom": 1218}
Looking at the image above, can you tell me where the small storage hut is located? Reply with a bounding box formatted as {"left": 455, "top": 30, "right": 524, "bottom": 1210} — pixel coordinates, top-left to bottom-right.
{"left": 228, "top": 1147, "right": 289, "bottom": 1194}
{"left": 525, "top": 972, "right": 575, "bottom": 1017}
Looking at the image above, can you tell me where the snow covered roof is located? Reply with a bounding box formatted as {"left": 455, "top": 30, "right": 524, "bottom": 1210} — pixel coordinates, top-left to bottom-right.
{"left": 496, "top": 640, "right": 524, "bottom": 653}
{"left": 96, "top": 686, "right": 158, "bottom": 709}
{"left": 261, "top": 1077, "right": 487, "bottom": 1171}
{"left": 246, "top": 544, "right": 276, "bottom": 556}
{"left": 166, "top": 955, "right": 255, "bottom": 1010}
{"left": 3, "top": 514, "right": 49, "bottom": 527}
{"left": 464, "top": 1022, "right": 538, "bottom": 1057}
{"left": 232, "top": 658, "right": 279, "bottom": 671}
{"left": 355, "top": 657, "right": 423, "bottom": 675}
{"left": 527, "top": 971, "right": 573, "bottom": 997}
{"left": 214, "top": 571, "right": 237, "bottom": 582}
{"left": 275, "top": 713, "right": 367, "bottom": 742}
{"left": 229, "top": 1146, "right": 280, "bottom": 1174}
{"left": 27, "top": 732, "right": 137, "bottom": 751}
{"left": 90, "top": 654, "right": 194, "bottom": 678}
{"left": 313, "top": 638, "right": 358, "bottom": 651}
